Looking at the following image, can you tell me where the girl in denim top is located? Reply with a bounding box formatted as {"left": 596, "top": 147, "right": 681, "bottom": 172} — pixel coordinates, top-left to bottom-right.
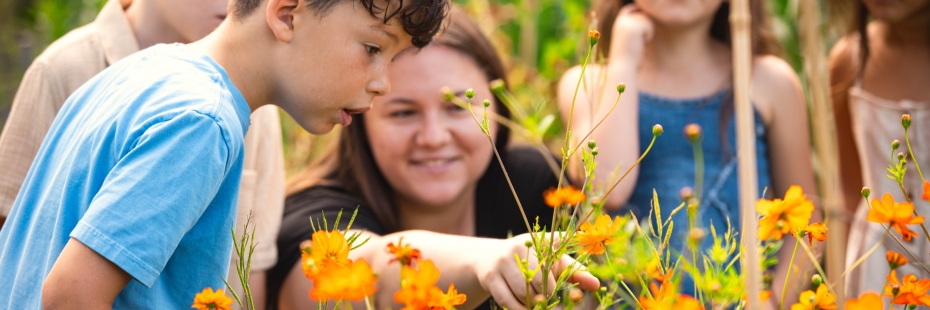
{"left": 558, "top": 0, "right": 818, "bottom": 304}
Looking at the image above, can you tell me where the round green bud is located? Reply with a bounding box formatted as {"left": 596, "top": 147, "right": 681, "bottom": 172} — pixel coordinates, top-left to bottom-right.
{"left": 588, "top": 30, "right": 600, "bottom": 46}
{"left": 617, "top": 83, "right": 626, "bottom": 93}
{"left": 811, "top": 274, "right": 822, "bottom": 287}
{"left": 465, "top": 88, "right": 475, "bottom": 99}
{"left": 490, "top": 79, "right": 506, "bottom": 93}
{"left": 652, "top": 124, "right": 664, "bottom": 136}
{"left": 441, "top": 86, "right": 455, "bottom": 102}
{"left": 903, "top": 114, "right": 912, "bottom": 129}
{"left": 483, "top": 99, "right": 491, "bottom": 108}
{"left": 591, "top": 147, "right": 599, "bottom": 156}
{"left": 588, "top": 140, "right": 597, "bottom": 149}
{"left": 892, "top": 140, "right": 901, "bottom": 150}
{"left": 861, "top": 187, "right": 871, "bottom": 198}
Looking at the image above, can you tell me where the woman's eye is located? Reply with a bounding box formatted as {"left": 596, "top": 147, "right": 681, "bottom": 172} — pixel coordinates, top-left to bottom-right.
{"left": 390, "top": 110, "right": 415, "bottom": 118}
{"left": 365, "top": 44, "right": 382, "bottom": 56}
{"left": 448, "top": 104, "right": 468, "bottom": 113}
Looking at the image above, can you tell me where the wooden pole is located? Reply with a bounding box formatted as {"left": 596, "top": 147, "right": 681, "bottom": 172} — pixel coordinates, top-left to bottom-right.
{"left": 730, "top": 0, "right": 761, "bottom": 308}
{"left": 798, "top": 0, "right": 847, "bottom": 301}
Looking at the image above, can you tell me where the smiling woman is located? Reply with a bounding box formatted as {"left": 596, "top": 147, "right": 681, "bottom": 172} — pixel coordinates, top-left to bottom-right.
{"left": 264, "top": 8, "right": 598, "bottom": 310}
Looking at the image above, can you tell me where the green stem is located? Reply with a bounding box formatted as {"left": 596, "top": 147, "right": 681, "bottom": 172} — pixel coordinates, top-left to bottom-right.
{"left": 596, "top": 135, "right": 658, "bottom": 204}
{"left": 778, "top": 237, "right": 801, "bottom": 310}
{"left": 897, "top": 180, "right": 930, "bottom": 245}
{"left": 905, "top": 128, "right": 925, "bottom": 182}
{"left": 692, "top": 140, "right": 705, "bottom": 203}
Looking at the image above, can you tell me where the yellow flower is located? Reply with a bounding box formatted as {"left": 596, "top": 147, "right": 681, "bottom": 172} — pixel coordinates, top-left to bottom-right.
{"left": 790, "top": 284, "right": 837, "bottom": 310}
{"left": 300, "top": 229, "right": 351, "bottom": 280}
{"left": 191, "top": 287, "right": 233, "bottom": 310}
{"left": 887, "top": 251, "right": 909, "bottom": 270}
{"left": 845, "top": 292, "right": 883, "bottom": 310}
{"left": 575, "top": 214, "right": 622, "bottom": 255}
{"left": 387, "top": 237, "right": 422, "bottom": 267}
{"left": 435, "top": 283, "right": 467, "bottom": 309}
{"left": 543, "top": 186, "right": 586, "bottom": 208}
{"left": 867, "top": 193, "right": 925, "bottom": 242}
{"left": 310, "top": 258, "right": 378, "bottom": 302}
{"left": 757, "top": 186, "right": 815, "bottom": 241}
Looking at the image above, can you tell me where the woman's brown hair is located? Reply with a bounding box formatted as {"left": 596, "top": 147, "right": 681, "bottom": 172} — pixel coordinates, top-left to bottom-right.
{"left": 594, "top": 0, "right": 781, "bottom": 58}
{"left": 284, "top": 8, "right": 511, "bottom": 233}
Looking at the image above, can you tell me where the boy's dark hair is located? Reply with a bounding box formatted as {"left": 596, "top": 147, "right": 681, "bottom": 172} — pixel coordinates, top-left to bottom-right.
{"left": 233, "top": 0, "right": 448, "bottom": 47}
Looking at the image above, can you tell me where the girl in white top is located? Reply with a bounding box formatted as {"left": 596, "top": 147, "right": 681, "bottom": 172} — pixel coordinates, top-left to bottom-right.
{"left": 829, "top": 0, "right": 930, "bottom": 297}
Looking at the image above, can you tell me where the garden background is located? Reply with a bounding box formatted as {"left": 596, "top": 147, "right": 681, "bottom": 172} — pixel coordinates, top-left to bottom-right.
{"left": 0, "top": 0, "right": 827, "bottom": 175}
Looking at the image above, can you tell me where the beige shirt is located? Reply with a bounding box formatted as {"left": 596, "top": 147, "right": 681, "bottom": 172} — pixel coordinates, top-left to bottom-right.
{"left": 0, "top": 0, "right": 284, "bottom": 275}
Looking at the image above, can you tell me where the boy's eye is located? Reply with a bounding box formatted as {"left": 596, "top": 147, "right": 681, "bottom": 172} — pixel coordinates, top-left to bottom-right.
{"left": 365, "top": 44, "right": 382, "bottom": 56}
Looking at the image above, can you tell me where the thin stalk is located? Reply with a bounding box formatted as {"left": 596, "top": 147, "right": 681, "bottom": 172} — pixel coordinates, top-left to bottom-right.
{"left": 692, "top": 140, "right": 705, "bottom": 203}
{"left": 596, "top": 135, "right": 658, "bottom": 204}
{"left": 905, "top": 128, "right": 925, "bottom": 182}
{"left": 558, "top": 41, "right": 595, "bottom": 189}
{"left": 778, "top": 237, "right": 801, "bottom": 310}
{"left": 567, "top": 88, "right": 623, "bottom": 159}
{"left": 604, "top": 252, "right": 644, "bottom": 309}
{"left": 897, "top": 180, "right": 930, "bottom": 245}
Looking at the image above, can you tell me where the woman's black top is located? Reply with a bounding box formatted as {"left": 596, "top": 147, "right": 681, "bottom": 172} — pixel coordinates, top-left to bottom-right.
{"left": 266, "top": 147, "right": 560, "bottom": 309}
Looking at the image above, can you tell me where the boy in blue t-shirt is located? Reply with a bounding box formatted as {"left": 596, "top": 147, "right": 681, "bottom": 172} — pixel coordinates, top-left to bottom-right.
{"left": 0, "top": 0, "right": 447, "bottom": 308}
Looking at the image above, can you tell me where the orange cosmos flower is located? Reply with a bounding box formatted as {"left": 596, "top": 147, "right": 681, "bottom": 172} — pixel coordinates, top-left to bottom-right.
{"left": 845, "top": 292, "right": 883, "bottom": 310}
{"left": 801, "top": 222, "right": 828, "bottom": 245}
{"left": 887, "top": 251, "right": 909, "bottom": 270}
{"left": 645, "top": 257, "right": 673, "bottom": 283}
{"left": 791, "top": 284, "right": 837, "bottom": 310}
{"left": 639, "top": 281, "right": 703, "bottom": 310}
{"left": 434, "top": 283, "right": 467, "bottom": 309}
{"left": 884, "top": 270, "right": 930, "bottom": 306}
{"left": 310, "top": 258, "right": 378, "bottom": 302}
{"left": 756, "top": 186, "right": 815, "bottom": 241}
{"left": 867, "top": 193, "right": 925, "bottom": 242}
{"left": 922, "top": 181, "right": 929, "bottom": 201}
{"left": 575, "top": 214, "right": 622, "bottom": 255}
{"left": 191, "top": 287, "right": 233, "bottom": 310}
{"left": 301, "top": 229, "right": 351, "bottom": 279}
{"left": 543, "top": 186, "right": 586, "bottom": 208}
{"left": 394, "top": 260, "right": 445, "bottom": 310}
{"left": 387, "top": 237, "right": 422, "bottom": 267}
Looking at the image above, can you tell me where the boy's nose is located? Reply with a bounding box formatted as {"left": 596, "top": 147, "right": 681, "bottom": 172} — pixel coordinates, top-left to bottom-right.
{"left": 367, "top": 71, "right": 390, "bottom": 97}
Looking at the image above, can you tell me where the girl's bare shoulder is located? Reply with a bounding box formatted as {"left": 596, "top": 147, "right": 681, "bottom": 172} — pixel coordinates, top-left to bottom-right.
{"left": 750, "top": 55, "right": 804, "bottom": 124}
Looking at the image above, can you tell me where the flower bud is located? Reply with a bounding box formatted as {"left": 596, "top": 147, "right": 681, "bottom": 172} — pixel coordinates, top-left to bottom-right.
{"left": 534, "top": 294, "right": 547, "bottom": 306}
{"left": 525, "top": 241, "right": 533, "bottom": 248}
{"left": 893, "top": 140, "right": 901, "bottom": 150}
{"left": 679, "top": 187, "right": 694, "bottom": 201}
{"left": 684, "top": 124, "right": 702, "bottom": 142}
{"left": 465, "top": 88, "right": 475, "bottom": 99}
{"left": 569, "top": 288, "right": 584, "bottom": 303}
{"left": 861, "top": 187, "right": 871, "bottom": 199}
{"left": 811, "top": 274, "right": 822, "bottom": 287}
{"left": 615, "top": 272, "right": 624, "bottom": 281}
{"left": 483, "top": 99, "right": 491, "bottom": 108}
{"left": 588, "top": 30, "right": 600, "bottom": 46}
{"left": 892, "top": 284, "right": 901, "bottom": 296}
{"left": 709, "top": 281, "right": 722, "bottom": 292}
{"left": 910, "top": 304, "right": 918, "bottom": 310}
{"left": 617, "top": 83, "right": 626, "bottom": 93}
{"left": 652, "top": 124, "right": 664, "bottom": 136}
{"left": 490, "top": 79, "right": 505, "bottom": 93}
{"left": 898, "top": 152, "right": 906, "bottom": 162}
{"left": 592, "top": 147, "right": 599, "bottom": 156}
{"left": 776, "top": 220, "right": 786, "bottom": 230}
{"left": 441, "top": 86, "right": 455, "bottom": 102}
{"left": 299, "top": 240, "right": 313, "bottom": 255}
{"left": 903, "top": 114, "right": 912, "bottom": 129}
{"left": 689, "top": 228, "right": 706, "bottom": 243}
{"left": 588, "top": 140, "right": 597, "bottom": 149}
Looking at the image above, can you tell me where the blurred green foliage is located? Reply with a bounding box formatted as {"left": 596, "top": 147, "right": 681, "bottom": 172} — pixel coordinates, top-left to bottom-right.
{"left": 0, "top": 0, "right": 817, "bottom": 174}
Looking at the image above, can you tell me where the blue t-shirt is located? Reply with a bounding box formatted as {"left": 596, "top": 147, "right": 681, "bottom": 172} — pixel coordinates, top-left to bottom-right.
{"left": 0, "top": 44, "right": 251, "bottom": 308}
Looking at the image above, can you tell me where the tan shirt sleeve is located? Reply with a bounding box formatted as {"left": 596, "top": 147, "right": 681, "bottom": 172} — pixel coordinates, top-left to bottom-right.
{"left": 234, "top": 105, "right": 285, "bottom": 271}
{"left": 0, "top": 61, "right": 68, "bottom": 215}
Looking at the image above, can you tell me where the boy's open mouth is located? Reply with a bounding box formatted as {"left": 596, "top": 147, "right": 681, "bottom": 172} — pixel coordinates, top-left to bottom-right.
{"left": 338, "top": 107, "right": 370, "bottom": 126}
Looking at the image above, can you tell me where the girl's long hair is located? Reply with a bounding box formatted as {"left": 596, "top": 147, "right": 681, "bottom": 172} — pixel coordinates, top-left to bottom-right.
{"left": 284, "top": 8, "right": 511, "bottom": 233}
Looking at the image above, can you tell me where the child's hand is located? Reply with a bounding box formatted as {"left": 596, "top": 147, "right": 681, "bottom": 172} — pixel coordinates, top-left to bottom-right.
{"left": 610, "top": 4, "right": 654, "bottom": 63}
{"left": 473, "top": 233, "right": 599, "bottom": 310}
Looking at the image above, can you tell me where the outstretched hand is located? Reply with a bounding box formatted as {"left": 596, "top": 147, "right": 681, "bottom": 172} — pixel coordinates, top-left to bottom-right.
{"left": 474, "top": 233, "right": 599, "bottom": 310}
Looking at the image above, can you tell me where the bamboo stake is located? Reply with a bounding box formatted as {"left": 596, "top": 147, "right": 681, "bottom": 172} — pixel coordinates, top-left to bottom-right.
{"left": 798, "top": 0, "right": 847, "bottom": 301}
{"left": 729, "top": 0, "right": 761, "bottom": 308}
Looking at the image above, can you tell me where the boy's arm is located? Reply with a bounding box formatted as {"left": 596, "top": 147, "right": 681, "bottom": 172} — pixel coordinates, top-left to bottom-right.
{"left": 43, "top": 238, "right": 132, "bottom": 309}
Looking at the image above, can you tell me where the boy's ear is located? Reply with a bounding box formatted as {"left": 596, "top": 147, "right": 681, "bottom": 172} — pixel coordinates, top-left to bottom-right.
{"left": 265, "top": 0, "right": 302, "bottom": 42}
